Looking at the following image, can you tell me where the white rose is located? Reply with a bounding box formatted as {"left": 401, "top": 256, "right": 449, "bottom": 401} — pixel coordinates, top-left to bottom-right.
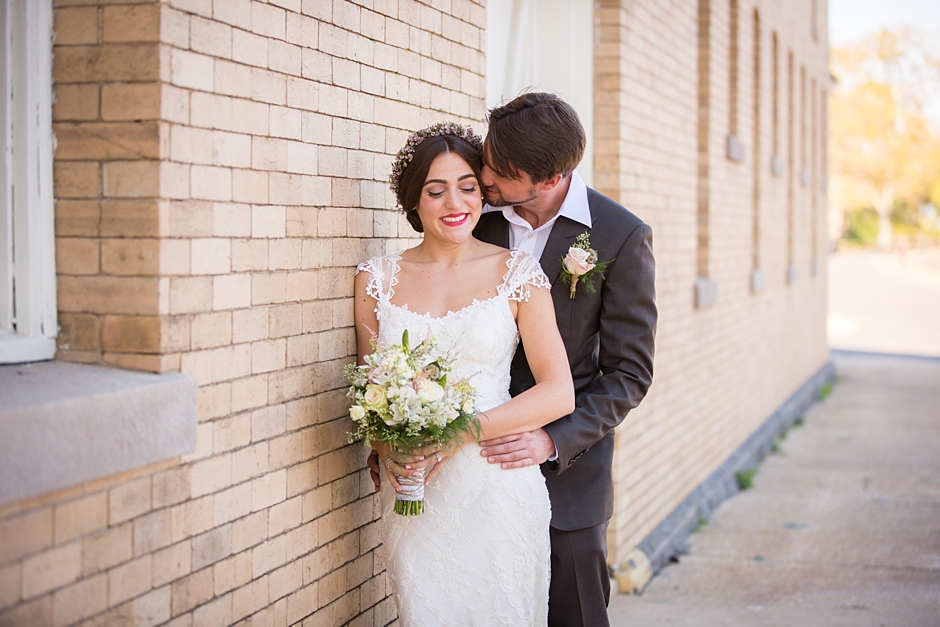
{"left": 363, "top": 384, "right": 388, "bottom": 408}
{"left": 415, "top": 379, "right": 445, "bottom": 403}
{"left": 349, "top": 405, "right": 366, "bottom": 422}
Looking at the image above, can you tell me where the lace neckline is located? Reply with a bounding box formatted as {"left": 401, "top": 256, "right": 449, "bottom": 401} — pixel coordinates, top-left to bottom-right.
{"left": 382, "top": 293, "right": 506, "bottom": 322}
{"left": 360, "top": 249, "right": 548, "bottom": 318}
{"left": 382, "top": 252, "right": 518, "bottom": 320}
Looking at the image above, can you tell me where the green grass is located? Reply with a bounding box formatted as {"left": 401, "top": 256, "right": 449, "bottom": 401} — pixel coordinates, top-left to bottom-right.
{"left": 694, "top": 514, "right": 709, "bottom": 532}
{"left": 736, "top": 469, "right": 756, "bottom": 490}
{"left": 819, "top": 382, "right": 834, "bottom": 401}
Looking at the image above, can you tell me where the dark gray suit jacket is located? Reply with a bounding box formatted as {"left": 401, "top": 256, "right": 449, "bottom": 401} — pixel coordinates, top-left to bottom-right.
{"left": 474, "top": 188, "right": 656, "bottom": 531}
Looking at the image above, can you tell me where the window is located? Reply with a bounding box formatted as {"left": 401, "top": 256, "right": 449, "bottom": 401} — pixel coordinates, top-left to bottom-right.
{"left": 811, "top": 0, "right": 819, "bottom": 41}
{"left": 0, "top": 0, "right": 56, "bottom": 364}
{"left": 811, "top": 75, "right": 818, "bottom": 274}
{"left": 751, "top": 9, "right": 764, "bottom": 292}
{"left": 726, "top": 0, "right": 745, "bottom": 162}
{"left": 800, "top": 65, "right": 809, "bottom": 187}
{"left": 787, "top": 50, "right": 797, "bottom": 284}
{"left": 486, "top": 0, "right": 595, "bottom": 185}
{"left": 695, "top": 0, "right": 717, "bottom": 308}
{"left": 771, "top": 31, "right": 782, "bottom": 176}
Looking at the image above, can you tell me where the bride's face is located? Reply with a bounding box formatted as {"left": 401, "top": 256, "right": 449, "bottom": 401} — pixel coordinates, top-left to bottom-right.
{"left": 415, "top": 152, "right": 483, "bottom": 246}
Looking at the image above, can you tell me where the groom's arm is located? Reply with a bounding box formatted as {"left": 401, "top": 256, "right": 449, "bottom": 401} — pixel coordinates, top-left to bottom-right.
{"left": 544, "top": 222, "right": 656, "bottom": 473}
{"left": 485, "top": 222, "right": 656, "bottom": 470}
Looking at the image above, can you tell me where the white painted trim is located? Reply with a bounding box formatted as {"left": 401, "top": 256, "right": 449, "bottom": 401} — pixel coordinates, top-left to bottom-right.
{"left": 0, "top": 329, "right": 55, "bottom": 363}
{"left": 0, "top": 0, "right": 13, "bottom": 333}
{"left": 486, "top": 0, "right": 594, "bottom": 186}
{"left": 0, "top": 0, "right": 57, "bottom": 365}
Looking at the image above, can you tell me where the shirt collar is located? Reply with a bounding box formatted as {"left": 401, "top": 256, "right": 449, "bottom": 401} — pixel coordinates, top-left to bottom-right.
{"left": 483, "top": 170, "right": 592, "bottom": 229}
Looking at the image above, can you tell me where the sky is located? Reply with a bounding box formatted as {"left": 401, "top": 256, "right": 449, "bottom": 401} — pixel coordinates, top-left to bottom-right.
{"left": 829, "top": 0, "right": 940, "bottom": 123}
{"left": 829, "top": 0, "right": 940, "bottom": 46}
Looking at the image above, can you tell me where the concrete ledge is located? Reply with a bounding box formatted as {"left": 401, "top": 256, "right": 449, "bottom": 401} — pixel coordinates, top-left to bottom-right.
{"left": 726, "top": 134, "right": 746, "bottom": 163}
{"left": 787, "top": 265, "right": 799, "bottom": 284}
{"left": 620, "top": 360, "right": 836, "bottom": 584}
{"left": 694, "top": 277, "right": 718, "bottom": 309}
{"left": 0, "top": 361, "right": 198, "bottom": 507}
{"left": 750, "top": 268, "right": 766, "bottom": 293}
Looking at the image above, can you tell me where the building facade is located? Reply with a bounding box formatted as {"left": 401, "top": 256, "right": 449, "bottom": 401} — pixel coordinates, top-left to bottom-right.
{"left": 0, "top": 0, "right": 829, "bottom": 624}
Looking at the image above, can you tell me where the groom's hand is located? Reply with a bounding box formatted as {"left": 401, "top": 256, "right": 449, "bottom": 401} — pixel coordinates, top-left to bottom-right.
{"left": 480, "top": 429, "right": 555, "bottom": 469}
{"left": 367, "top": 449, "right": 382, "bottom": 492}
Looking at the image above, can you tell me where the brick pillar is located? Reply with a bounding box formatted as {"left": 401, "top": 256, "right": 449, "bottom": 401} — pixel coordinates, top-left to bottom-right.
{"left": 53, "top": 0, "right": 176, "bottom": 372}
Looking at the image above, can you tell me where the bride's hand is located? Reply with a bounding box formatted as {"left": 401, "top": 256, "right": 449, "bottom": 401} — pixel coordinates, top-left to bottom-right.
{"left": 375, "top": 442, "right": 432, "bottom": 493}
{"left": 422, "top": 430, "right": 476, "bottom": 484}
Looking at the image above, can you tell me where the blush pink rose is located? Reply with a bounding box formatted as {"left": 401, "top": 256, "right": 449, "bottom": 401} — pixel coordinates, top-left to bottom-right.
{"left": 564, "top": 247, "right": 596, "bottom": 276}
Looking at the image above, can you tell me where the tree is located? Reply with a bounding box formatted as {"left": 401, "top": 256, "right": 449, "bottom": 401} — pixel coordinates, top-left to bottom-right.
{"left": 830, "top": 28, "right": 940, "bottom": 247}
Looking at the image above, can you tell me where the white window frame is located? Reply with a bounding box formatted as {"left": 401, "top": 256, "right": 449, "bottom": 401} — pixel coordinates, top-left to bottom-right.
{"left": 486, "top": 0, "right": 595, "bottom": 186}
{"left": 0, "top": 0, "right": 56, "bottom": 364}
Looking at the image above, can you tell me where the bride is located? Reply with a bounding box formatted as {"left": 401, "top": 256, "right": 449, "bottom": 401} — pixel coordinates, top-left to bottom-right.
{"left": 353, "top": 122, "right": 574, "bottom": 625}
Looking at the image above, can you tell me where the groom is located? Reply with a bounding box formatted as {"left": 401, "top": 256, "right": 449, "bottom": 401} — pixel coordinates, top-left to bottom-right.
{"left": 474, "top": 92, "right": 656, "bottom": 627}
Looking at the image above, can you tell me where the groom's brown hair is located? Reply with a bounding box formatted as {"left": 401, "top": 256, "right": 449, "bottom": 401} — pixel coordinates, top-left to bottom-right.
{"left": 485, "top": 92, "right": 586, "bottom": 184}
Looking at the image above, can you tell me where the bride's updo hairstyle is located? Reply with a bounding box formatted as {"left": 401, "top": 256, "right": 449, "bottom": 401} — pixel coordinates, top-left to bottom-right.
{"left": 389, "top": 123, "right": 483, "bottom": 233}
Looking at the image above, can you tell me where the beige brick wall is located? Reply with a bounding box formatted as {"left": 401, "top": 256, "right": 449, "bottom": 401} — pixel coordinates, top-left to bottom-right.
{"left": 598, "top": 0, "right": 830, "bottom": 562}
{"left": 1, "top": 0, "right": 827, "bottom": 624}
{"left": 3, "top": 1, "right": 483, "bottom": 625}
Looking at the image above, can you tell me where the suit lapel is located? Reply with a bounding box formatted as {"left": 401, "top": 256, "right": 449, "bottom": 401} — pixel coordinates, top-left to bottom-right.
{"left": 539, "top": 217, "right": 584, "bottom": 285}
{"left": 474, "top": 211, "right": 511, "bottom": 249}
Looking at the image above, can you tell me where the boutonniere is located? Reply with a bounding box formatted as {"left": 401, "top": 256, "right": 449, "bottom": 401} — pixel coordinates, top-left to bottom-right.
{"left": 560, "top": 233, "right": 612, "bottom": 299}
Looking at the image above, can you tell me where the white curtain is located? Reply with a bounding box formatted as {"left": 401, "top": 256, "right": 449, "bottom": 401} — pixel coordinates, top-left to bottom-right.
{"left": 486, "top": 0, "right": 595, "bottom": 186}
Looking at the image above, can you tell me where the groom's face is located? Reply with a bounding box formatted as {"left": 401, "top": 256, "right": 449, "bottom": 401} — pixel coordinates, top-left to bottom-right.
{"left": 480, "top": 147, "right": 538, "bottom": 208}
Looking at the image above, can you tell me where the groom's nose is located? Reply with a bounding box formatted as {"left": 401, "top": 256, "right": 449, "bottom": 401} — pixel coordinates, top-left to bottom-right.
{"left": 480, "top": 164, "right": 496, "bottom": 187}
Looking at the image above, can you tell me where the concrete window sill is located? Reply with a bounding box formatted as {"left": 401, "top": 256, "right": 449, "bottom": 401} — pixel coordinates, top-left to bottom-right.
{"left": 0, "top": 360, "right": 197, "bottom": 507}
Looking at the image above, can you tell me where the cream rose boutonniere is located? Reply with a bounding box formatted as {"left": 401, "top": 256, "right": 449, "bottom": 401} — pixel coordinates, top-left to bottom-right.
{"left": 560, "top": 232, "right": 612, "bottom": 299}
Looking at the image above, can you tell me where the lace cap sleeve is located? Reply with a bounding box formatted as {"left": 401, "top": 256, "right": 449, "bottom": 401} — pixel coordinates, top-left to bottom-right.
{"left": 500, "top": 250, "right": 552, "bottom": 302}
{"left": 356, "top": 255, "right": 399, "bottom": 315}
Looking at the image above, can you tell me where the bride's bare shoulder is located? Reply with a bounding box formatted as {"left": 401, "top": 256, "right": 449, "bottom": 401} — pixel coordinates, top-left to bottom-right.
{"left": 474, "top": 240, "right": 513, "bottom": 264}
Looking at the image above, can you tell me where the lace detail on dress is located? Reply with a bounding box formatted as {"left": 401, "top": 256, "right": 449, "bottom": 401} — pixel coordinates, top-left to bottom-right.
{"left": 499, "top": 249, "right": 552, "bottom": 303}
{"left": 363, "top": 249, "right": 552, "bottom": 626}
{"left": 356, "top": 255, "right": 401, "bottom": 318}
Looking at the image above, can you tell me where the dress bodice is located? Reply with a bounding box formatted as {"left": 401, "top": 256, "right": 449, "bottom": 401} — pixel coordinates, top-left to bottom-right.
{"left": 356, "top": 250, "right": 550, "bottom": 412}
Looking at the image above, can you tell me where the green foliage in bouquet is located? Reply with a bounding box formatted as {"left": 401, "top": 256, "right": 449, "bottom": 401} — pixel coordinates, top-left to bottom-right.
{"left": 345, "top": 330, "right": 481, "bottom": 457}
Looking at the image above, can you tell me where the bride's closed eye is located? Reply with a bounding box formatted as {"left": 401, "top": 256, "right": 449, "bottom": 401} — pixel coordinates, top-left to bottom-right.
{"left": 426, "top": 185, "right": 476, "bottom": 198}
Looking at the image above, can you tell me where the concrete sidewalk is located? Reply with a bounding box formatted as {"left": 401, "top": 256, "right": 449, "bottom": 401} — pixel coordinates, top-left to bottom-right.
{"left": 608, "top": 351, "right": 940, "bottom": 626}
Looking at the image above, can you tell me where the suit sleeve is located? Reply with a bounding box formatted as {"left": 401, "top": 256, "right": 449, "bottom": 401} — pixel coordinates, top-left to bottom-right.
{"left": 542, "top": 222, "right": 657, "bottom": 474}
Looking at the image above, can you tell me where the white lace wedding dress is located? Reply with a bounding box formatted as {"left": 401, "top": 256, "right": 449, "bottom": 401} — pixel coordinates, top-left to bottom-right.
{"left": 357, "top": 249, "right": 552, "bottom": 626}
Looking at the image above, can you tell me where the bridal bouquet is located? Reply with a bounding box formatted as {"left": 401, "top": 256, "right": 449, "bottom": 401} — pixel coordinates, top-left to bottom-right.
{"left": 345, "top": 330, "right": 480, "bottom": 516}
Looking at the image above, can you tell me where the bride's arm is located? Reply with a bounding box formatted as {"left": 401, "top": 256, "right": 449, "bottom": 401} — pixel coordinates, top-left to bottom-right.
{"left": 354, "top": 271, "right": 379, "bottom": 366}
{"left": 476, "top": 284, "right": 574, "bottom": 440}
{"left": 354, "top": 270, "right": 407, "bottom": 492}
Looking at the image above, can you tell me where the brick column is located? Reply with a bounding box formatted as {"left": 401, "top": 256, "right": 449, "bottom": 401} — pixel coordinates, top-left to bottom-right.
{"left": 53, "top": 1, "right": 176, "bottom": 372}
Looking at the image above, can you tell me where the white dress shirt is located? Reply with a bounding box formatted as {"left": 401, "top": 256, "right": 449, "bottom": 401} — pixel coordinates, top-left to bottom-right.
{"left": 481, "top": 171, "right": 592, "bottom": 461}
{"left": 482, "top": 170, "right": 592, "bottom": 261}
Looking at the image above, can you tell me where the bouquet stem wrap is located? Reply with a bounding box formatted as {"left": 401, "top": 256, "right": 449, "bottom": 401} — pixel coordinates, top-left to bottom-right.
{"left": 394, "top": 468, "right": 426, "bottom": 516}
